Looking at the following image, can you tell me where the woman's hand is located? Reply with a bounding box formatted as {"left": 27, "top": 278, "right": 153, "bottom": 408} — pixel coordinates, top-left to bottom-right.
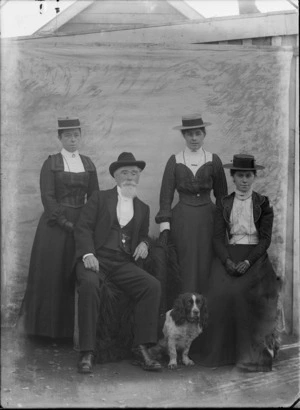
{"left": 158, "top": 229, "right": 170, "bottom": 247}
{"left": 225, "top": 258, "right": 237, "bottom": 275}
{"left": 83, "top": 254, "right": 99, "bottom": 272}
{"left": 133, "top": 242, "right": 149, "bottom": 261}
{"left": 235, "top": 260, "right": 250, "bottom": 275}
{"left": 64, "top": 221, "right": 74, "bottom": 233}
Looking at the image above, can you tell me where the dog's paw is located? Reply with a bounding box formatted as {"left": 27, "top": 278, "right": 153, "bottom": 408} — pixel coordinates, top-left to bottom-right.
{"left": 168, "top": 361, "right": 178, "bottom": 369}
{"left": 182, "top": 358, "right": 195, "bottom": 366}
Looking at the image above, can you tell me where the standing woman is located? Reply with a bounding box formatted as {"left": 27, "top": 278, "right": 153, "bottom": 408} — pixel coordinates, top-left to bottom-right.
{"left": 20, "top": 118, "right": 99, "bottom": 338}
{"left": 155, "top": 114, "right": 228, "bottom": 295}
{"left": 201, "top": 154, "right": 281, "bottom": 371}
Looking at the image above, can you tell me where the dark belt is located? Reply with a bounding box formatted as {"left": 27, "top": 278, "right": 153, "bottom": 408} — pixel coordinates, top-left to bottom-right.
{"left": 178, "top": 192, "right": 211, "bottom": 206}
{"left": 60, "top": 197, "right": 85, "bottom": 208}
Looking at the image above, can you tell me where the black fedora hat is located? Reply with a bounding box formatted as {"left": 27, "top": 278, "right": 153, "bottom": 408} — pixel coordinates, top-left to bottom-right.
{"left": 109, "top": 152, "right": 146, "bottom": 177}
{"left": 173, "top": 113, "right": 211, "bottom": 130}
{"left": 223, "top": 154, "right": 265, "bottom": 170}
{"left": 58, "top": 117, "right": 80, "bottom": 130}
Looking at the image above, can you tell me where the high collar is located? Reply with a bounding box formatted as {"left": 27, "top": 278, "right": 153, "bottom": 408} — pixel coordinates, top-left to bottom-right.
{"left": 184, "top": 146, "right": 205, "bottom": 156}
{"left": 234, "top": 188, "right": 253, "bottom": 201}
{"left": 61, "top": 148, "right": 79, "bottom": 158}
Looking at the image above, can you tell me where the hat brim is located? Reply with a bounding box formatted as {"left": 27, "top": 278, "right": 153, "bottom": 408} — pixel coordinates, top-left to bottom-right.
{"left": 109, "top": 160, "right": 146, "bottom": 177}
{"left": 223, "top": 164, "right": 265, "bottom": 170}
{"left": 173, "top": 122, "right": 211, "bottom": 130}
{"left": 58, "top": 126, "right": 81, "bottom": 130}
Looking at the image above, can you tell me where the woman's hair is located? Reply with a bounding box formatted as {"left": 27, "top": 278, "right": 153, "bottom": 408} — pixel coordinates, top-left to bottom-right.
{"left": 181, "top": 127, "right": 206, "bottom": 137}
{"left": 230, "top": 169, "right": 257, "bottom": 177}
{"left": 58, "top": 128, "right": 81, "bottom": 139}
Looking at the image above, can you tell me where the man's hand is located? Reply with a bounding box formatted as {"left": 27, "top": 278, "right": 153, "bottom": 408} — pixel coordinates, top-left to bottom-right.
{"left": 225, "top": 258, "right": 237, "bottom": 275}
{"left": 235, "top": 260, "right": 250, "bottom": 275}
{"left": 83, "top": 254, "right": 99, "bottom": 272}
{"left": 133, "top": 242, "right": 149, "bottom": 261}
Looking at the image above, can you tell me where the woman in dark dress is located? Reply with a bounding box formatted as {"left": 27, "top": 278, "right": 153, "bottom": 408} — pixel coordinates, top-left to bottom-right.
{"left": 155, "top": 114, "right": 228, "bottom": 295}
{"left": 200, "top": 154, "right": 281, "bottom": 371}
{"left": 20, "top": 118, "right": 99, "bottom": 338}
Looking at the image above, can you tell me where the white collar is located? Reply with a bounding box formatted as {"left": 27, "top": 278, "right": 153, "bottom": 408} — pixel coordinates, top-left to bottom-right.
{"left": 184, "top": 147, "right": 205, "bottom": 156}
{"left": 234, "top": 188, "right": 253, "bottom": 201}
{"left": 61, "top": 148, "right": 79, "bottom": 158}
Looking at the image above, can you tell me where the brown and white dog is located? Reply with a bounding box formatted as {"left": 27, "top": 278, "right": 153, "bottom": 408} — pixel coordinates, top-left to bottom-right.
{"left": 149, "top": 293, "right": 208, "bottom": 369}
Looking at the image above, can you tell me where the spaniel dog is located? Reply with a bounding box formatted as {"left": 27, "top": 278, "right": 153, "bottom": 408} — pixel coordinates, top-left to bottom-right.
{"left": 149, "top": 293, "right": 208, "bottom": 369}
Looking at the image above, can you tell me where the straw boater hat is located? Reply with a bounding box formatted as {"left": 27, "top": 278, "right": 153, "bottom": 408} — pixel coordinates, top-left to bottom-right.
{"left": 109, "top": 152, "right": 146, "bottom": 177}
{"left": 58, "top": 117, "right": 81, "bottom": 130}
{"left": 223, "top": 154, "right": 265, "bottom": 170}
{"left": 173, "top": 113, "right": 212, "bottom": 130}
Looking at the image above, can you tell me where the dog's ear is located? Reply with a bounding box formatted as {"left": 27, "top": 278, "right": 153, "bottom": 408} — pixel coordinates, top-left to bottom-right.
{"left": 170, "top": 294, "right": 186, "bottom": 325}
{"left": 200, "top": 296, "right": 209, "bottom": 328}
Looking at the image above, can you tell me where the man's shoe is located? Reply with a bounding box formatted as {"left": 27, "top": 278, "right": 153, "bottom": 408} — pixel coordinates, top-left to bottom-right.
{"left": 131, "top": 344, "right": 162, "bottom": 371}
{"left": 77, "top": 351, "right": 94, "bottom": 374}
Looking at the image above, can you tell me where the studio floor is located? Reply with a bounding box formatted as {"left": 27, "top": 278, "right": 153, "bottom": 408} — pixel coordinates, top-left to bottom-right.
{"left": 1, "top": 327, "right": 299, "bottom": 408}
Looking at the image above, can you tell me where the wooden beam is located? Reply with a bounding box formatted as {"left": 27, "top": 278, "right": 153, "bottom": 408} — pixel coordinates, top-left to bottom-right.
{"left": 293, "top": 37, "right": 299, "bottom": 336}
{"left": 34, "top": 0, "right": 95, "bottom": 35}
{"left": 272, "top": 36, "right": 282, "bottom": 46}
{"left": 45, "top": 10, "right": 298, "bottom": 44}
{"left": 166, "top": 0, "right": 205, "bottom": 20}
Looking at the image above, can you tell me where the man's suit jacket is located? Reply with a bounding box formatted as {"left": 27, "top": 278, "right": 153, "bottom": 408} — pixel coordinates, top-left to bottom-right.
{"left": 74, "top": 186, "right": 150, "bottom": 259}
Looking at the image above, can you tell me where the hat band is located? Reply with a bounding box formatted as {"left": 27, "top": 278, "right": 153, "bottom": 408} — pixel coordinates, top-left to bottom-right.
{"left": 182, "top": 118, "right": 204, "bottom": 127}
{"left": 233, "top": 158, "right": 255, "bottom": 168}
{"left": 58, "top": 119, "right": 80, "bottom": 129}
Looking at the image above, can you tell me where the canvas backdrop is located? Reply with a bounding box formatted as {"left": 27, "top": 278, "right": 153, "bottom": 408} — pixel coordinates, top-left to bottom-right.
{"left": 1, "top": 38, "right": 293, "bottom": 323}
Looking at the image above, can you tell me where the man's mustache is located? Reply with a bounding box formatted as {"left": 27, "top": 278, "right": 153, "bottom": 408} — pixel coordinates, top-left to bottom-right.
{"left": 122, "top": 182, "right": 137, "bottom": 186}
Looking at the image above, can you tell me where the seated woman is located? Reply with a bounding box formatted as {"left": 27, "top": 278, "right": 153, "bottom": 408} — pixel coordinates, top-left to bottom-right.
{"left": 199, "top": 154, "right": 282, "bottom": 372}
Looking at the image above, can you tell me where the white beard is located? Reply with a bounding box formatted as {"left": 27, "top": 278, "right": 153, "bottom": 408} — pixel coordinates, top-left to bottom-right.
{"left": 120, "top": 184, "right": 137, "bottom": 198}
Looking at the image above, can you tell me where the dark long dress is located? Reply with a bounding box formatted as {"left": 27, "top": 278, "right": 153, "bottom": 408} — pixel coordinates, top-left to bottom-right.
{"left": 196, "top": 192, "right": 282, "bottom": 371}
{"left": 155, "top": 153, "right": 227, "bottom": 295}
{"left": 21, "top": 153, "right": 99, "bottom": 338}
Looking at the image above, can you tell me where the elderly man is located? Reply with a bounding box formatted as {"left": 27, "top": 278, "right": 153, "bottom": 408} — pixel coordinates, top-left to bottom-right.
{"left": 74, "top": 152, "right": 162, "bottom": 373}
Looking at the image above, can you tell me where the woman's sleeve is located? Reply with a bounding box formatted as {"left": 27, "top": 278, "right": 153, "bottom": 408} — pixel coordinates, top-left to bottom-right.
{"left": 40, "top": 157, "right": 68, "bottom": 228}
{"left": 87, "top": 165, "right": 100, "bottom": 199}
{"left": 246, "top": 196, "right": 274, "bottom": 266}
{"left": 212, "top": 154, "right": 228, "bottom": 207}
{"left": 155, "top": 155, "right": 176, "bottom": 224}
{"left": 213, "top": 203, "right": 230, "bottom": 264}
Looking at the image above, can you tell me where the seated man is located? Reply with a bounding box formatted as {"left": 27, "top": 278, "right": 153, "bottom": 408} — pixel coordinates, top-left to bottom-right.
{"left": 74, "top": 152, "right": 162, "bottom": 374}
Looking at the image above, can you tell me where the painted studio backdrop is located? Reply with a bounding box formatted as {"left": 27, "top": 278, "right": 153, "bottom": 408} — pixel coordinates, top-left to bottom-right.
{"left": 1, "top": 37, "right": 293, "bottom": 323}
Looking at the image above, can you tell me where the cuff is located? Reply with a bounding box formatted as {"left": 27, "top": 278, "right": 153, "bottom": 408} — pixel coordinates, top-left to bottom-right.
{"left": 160, "top": 222, "right": 170, "bottom": 232}
{"left": 82, "top": 253, "right": 94, "bottom": 262}
{"left": 142, "top": 240, "right": 150, "bottom": 249}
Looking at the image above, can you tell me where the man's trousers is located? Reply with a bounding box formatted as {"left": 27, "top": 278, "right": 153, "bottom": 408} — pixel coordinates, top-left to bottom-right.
{"left": 76, "top": 250, "right": 161, "bottom": 352}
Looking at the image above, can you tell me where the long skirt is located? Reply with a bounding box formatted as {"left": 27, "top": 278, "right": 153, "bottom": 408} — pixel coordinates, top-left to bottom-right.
{"left": 171, "top": 201, "right": 215, "bottom": 295}
{"left": 20, "top": 207, "right": 81, "bottom": 338}
{"left": 195, "top": 245, "right": 281, "bottom": 371}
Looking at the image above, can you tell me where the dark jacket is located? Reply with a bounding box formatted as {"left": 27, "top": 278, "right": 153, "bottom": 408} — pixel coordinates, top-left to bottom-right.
{"left": 41, "top": 153, "right": 99, "bottom": 228}
{"left": 213, "top": 191, "right": 274, "bottom": 266}
{"left": 74, "top": 186, "right": 150, "bottom": 259}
